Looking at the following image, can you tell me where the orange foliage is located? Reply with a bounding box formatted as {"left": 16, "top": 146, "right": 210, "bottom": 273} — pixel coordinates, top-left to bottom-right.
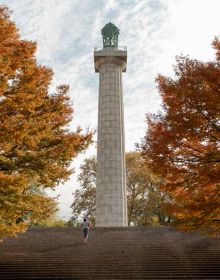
{"left": 141, "top": 39, "right": 220, "bottom": 235}
{"left": 0, "top": 6, "right": 92, "bottom": 239}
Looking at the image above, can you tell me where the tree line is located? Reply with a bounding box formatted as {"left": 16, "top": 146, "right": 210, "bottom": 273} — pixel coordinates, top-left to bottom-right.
{"left": 71, "top": 153, "right": 171, "bottom": 226}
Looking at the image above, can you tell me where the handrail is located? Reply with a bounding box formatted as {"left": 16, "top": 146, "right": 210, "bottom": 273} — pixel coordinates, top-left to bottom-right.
{"left": 94, "top": 46, "right": 127, "bottom": 51}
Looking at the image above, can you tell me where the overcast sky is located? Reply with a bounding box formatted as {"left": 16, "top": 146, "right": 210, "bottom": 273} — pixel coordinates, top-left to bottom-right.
{"left": 1, "top": 0, "right": 220, "bottom": 219}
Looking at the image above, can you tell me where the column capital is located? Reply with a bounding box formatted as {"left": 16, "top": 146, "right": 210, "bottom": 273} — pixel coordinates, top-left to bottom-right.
{"left": 94, "top": 48, "right": 127, "bottom": 73}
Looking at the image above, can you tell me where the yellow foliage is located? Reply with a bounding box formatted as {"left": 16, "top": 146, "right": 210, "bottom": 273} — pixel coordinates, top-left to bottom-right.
{"left": 0, "top": 6, "right": 92, "bottom": 240}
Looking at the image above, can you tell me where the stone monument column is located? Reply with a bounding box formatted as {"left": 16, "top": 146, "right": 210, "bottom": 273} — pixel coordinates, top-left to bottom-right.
{"left": 94, "top": 22, "right": 128, "bottom": 227}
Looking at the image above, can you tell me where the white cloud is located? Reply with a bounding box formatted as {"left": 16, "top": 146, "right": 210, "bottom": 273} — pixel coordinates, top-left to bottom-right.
{"left": 1, "top": 0, "right": 220, "bottom": 218}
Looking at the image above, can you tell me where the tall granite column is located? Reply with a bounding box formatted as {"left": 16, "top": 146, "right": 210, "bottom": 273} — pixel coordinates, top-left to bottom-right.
{"left": 94, "top": 23, "right": 128, "bottom": 226}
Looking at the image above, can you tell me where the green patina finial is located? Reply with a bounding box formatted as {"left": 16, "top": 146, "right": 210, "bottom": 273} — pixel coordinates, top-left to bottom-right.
{"left": 101, "top": 22, "right": 120, "bottom": 48}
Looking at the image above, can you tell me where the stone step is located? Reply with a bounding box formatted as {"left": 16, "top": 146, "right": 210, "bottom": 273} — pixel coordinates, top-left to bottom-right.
{"left": 0, "top": 227, "right": 219, "bottom": 279}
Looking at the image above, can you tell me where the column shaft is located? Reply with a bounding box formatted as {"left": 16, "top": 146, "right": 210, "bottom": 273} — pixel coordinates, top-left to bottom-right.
{"left": 96, "top": 61, "right": 127, "bottom": 227}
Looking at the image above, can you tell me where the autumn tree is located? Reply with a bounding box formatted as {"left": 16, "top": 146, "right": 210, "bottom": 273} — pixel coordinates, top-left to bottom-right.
{"left": 71, "top": 152, "right": 171, "bottom": 226}
{"left": 141, "top": 39, "right": 220, "bottom": 235}
{"left": 0, "top": 6, "right": 92, "bottom": 239}
{"left": 71, "top": 156, "right": 96, "bottom": 225}
{"left": 126, "top": 152, "right": 171, "bottom": 226}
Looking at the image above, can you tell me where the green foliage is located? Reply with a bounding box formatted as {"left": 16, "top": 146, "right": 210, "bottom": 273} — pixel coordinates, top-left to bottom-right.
{"left": 35, "top": 219, "right": 68, "bottom": 228}
{"left": 71, "top": 156, "right": 96, "bottom": 225}
{"left": 126, "top": 152, "right": 171, "bottom": 226}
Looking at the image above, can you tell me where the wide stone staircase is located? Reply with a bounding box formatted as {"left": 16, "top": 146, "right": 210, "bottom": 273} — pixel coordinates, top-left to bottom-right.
{"left": 0, "top": 227, "right": 219, "bottom": 279}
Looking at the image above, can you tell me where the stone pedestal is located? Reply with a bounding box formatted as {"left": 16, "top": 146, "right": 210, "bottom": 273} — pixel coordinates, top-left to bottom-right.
{"left": 94, "top": 47, "right": 127, "bottom": 227}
